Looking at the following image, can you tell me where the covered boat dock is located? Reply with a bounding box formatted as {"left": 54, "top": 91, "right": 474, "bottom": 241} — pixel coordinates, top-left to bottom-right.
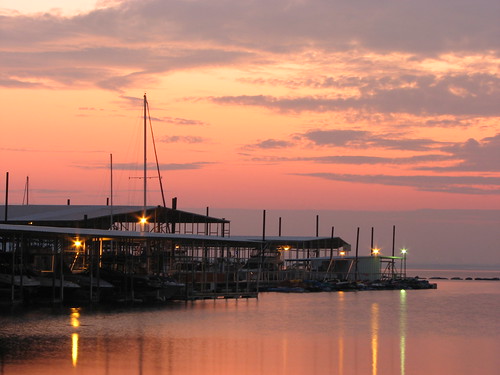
{"left": 0, "top": 205, "right": 352, "bottom": 304}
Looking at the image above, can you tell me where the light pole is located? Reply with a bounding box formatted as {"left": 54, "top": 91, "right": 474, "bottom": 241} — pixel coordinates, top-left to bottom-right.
{"left": 401, "top": 248, "right": 407, "bottom": 278}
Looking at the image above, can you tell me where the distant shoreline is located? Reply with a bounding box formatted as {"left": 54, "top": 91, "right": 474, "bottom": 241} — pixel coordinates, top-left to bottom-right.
{"left": 407, "top": 268, "right": 500, "bottom": 280}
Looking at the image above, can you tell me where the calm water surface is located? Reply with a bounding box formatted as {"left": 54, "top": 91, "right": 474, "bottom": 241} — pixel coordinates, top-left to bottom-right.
{"left": 1, "top": 278, "right": 499, "bottom": 375}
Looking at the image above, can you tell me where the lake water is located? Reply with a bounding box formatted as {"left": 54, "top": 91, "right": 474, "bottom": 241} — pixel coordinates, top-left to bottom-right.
{"left": 1, "top": 271, "right": 499, "bottom": 375}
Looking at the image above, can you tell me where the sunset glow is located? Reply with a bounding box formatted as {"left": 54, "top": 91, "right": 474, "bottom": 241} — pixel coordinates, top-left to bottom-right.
{"left": 1, "top": 1, "right": 499, "bottom": 267}
{"left": 1, "top": 0, "right": 498, "bottom": 211}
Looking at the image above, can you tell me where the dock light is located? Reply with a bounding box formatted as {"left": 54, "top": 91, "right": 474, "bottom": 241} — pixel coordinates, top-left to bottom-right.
{"left": 372, "top": 247, "right": 380, "bottom": 256}
{"left": 400, "top": 248, "right": 408, "bottom": 278}
{"left": 139, "top": 217, "right": 148, "bottom": 225}
{"left": 279, "top": 245, "right": 291, "bottom": 251}
{"left": 339, "top": 250, "right": 346, "bottom": 256}
{"left": 74, "top": 240, "right": 82, "bottom": 248}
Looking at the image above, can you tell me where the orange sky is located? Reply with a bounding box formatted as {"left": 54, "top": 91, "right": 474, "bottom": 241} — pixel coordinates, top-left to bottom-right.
{"left": 1, "top": 1, "right": 500, "bottom": 211}
{"left": 1, "top": 1, "right": 499, "bottom": 267}
{"left": 1, "top": 1, "right": 500, "bottom": 260}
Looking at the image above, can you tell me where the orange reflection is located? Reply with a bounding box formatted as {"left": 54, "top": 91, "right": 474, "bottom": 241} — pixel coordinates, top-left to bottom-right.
{"left": 400, "top": 290, "right": 407, "bottom": 375}
{"left": 338, "top": 291, "right": 345, "bottom": 375}
{"left": 70, "top": 307, "right": 80, "bottom": 328}
{"left": 72, "top": 333, "right": 79, "bottom": 367}
{"left": 371, "top": 303, "right": 379, "bottom": 375}
{"left": 281, "top": 337, "right": 288, "bottom": 374}
{"left": 70, "top": 307, "right": 80, "bottom": 367}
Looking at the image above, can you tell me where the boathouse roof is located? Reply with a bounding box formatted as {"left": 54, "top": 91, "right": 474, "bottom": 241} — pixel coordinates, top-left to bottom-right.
{"left": 0, "top": 205, "right": 229, "bottom": 229}
{"left": 0, "top": 224, "right": 350, "bottom": 250}
{"left": 232, "top": 236, "right": 351, "bottom": 250}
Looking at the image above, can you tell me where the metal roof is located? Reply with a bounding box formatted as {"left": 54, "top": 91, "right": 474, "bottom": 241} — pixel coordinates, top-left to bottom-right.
{"left": 0, "top": 205, "right": 229, "bottom": 228}
{"left": 231, "top": 235, "right": 351, "bottom": 250}
{"left": 0, "top": 223, "right": 256, "bottom": 247}
{"left": 284, "top": 255, "right": 400, "bottom": 261}
{"left": 0, "top": 224, "right": 349, "bottom": 249}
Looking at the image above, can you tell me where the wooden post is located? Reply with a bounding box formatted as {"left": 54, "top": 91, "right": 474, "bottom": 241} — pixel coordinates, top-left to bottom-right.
{"left": 59, "top": 238, "right": 64, "bottom": 302}
{"left": 89, "top": 241, "right": 93, "bottom": 303}
{"left": 355, "top": 227, "right": 360, "bottom": 281}
{"left": 205, "top": 207, "right": 209, "bottom": 235}
{"left": 20, "top": 235, "right": 24, "bottom": 301}
{"left": 51, "top": 240, "right": 56, "bottom": 303}
{"left": 4, "top": 172, "right": 9, "bottom": 222}
{"left": 262, "top": 210, "right": 266, "bottom": 241}
{"left": 171, "top": 197, "right": 177, "bottom": 234}
{"left": 10, "top": 233, "right": 15, "bottom": 302}
{"left": 370, "top": 227, "right": 374, "bottom": 255}
{"left": 392, "top": 225, "right": 396, "bottom": 278}
{"left": 330, "top": 226, "right": 335, "bottom": 258}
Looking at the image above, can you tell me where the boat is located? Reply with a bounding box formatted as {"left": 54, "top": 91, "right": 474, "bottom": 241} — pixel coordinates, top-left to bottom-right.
{"left": 64, "top": 271, "right": 115, "bottom": 289}
{"left": 132, "top": 274, "right": 184, "bottom": 302}
{"left": 0, "top": 272, "right": 41, "bottom": 288}
{"left": 34, "top": 273, "right": 81, "bottom": 289}
{"left": 0, "top": 265, "right": 41, "bottom": 302}
{"left": 0, "top": 263, "right": 41, "bottom": 287}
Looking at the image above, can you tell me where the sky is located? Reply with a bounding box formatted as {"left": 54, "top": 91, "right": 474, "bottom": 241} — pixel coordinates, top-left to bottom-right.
{"left": 1, "top": 0, "right": 499, "bottom": 268}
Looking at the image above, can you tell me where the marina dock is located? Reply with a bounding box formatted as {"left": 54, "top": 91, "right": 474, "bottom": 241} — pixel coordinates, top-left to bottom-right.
{"left": 0, "top": 204, "right": 421, "bottom": 307}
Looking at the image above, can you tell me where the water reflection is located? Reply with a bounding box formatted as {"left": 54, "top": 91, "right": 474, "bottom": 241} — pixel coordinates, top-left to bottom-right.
{"left": 400, "top": 290, "right": 407, "bottom": 375}
{"left": 70, "top": 308, "right": 80, "bottom": 328}
{"left": 0, "top": 282, "right": 498, "bottom": 375}
{"left": 338, "top": 291, "right": 345, "bottom": 375}
{"left": 371, "top": 303, "right": 379, "bottom": 375}
{"left": 71, "top": 333, "right": 78, "bottom": 367}
{"left": 70, "top": 308, "right": 80, "bottom": 367}
{"left": 280, "top": 337, "right": 288, "bottom": 375}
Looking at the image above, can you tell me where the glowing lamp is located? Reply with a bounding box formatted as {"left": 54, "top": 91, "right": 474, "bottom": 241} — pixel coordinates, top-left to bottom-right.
{"left": 139, "top": 217, "right": 148, "bottom": 224}
{"left": 339, "top": 251, "right": 346, "bottom": 256}
{"left": 74, "top": 240, "right": 82, "bottom": 248}
{"left": 401, "top": 248, "right": 408, "bottom": 255}
{"left": 372, "top": 248, "right": 380, "bottom": 256}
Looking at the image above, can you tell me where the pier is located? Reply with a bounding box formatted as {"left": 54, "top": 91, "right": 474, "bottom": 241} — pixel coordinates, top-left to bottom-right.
{"left": 0, "top": 204, "right": 416, "bottom": 306}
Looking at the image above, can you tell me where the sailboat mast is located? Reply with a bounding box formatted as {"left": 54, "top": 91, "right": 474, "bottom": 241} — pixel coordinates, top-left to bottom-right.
{"left": 143, "top": 93, "right": 147, "bottom": 211}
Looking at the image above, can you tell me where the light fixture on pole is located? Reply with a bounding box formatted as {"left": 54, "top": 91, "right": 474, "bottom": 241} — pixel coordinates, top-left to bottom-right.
{"left": 139, "top": 216, "right": 148, "bottom": 231}
{"left": 400, "top": 248, "right": 408, "bottom": 278}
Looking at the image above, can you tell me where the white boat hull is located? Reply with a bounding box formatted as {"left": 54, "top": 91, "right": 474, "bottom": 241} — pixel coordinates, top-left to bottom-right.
{"left": 0, "top": 273, "right": 41, "bottom": 287}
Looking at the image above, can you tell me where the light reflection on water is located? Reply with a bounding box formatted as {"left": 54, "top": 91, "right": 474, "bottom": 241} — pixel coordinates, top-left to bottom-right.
{"left": 71, "top": 333, "right": 78, "bottom": 367}
{"left": 70, "top": 307, "right": 80, "bottom": 367}
{"left": 0, "top": 280, "right": 499, "bottom": 375}
{"left": 371, "top": 302, "right": 379, "bottom": 375}
{"left": 338, "top": 291, "right": 344, "bottom": 375}
{"left": 399, "top": 290, "right": 406, "bottom": 375}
